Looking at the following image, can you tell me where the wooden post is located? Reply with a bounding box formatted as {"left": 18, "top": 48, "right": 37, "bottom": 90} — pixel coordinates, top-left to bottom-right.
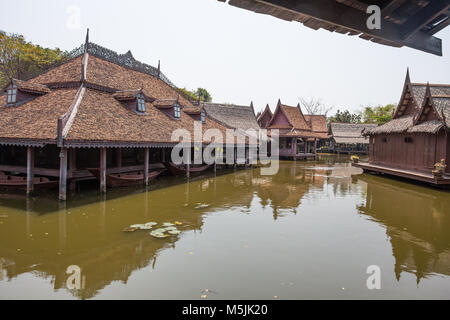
{"left": 59, "top": 147, "right": 68, "bottom": 201}
{"left": 234, "top": 146, "right": 237, "bottom": 169}
{"left": 186, "top": 152, "right": 190, "bottom": 179}
{"left": 162, "top": 148, "right": 166, "bottom": 163}
{"left": 144, "top": 148, "right": 149, "bottom": 185}
{"left": 100, "top": 147, "right": 107, "bottom": 193}
{"left": 214, "top": 148, "right": 217, "bottom": 173}
{"left": 314, "top": 138, "right": 318, "bottom": 159}
{"left": 304, "top": 138, "right": 307, "bottom": 158}
{"left": 116, "top": 148, "right": 122, "bottom": 168}
{"left": 68, "top": 148, "right": 77, "bottom": 191}
{"left": 26, "top": 146, "right": 34, "bottom": 196}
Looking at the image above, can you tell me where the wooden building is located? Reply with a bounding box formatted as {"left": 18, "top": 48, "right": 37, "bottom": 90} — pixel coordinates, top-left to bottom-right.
{"left": 218, "top": 0, "right": 450, "bottom": 56}
{"left": 256, "top": 104, "right": 273, "bottom": 128}
{"left": 328, "top": 123, "right": 378, "bottom": 154}
{"left": 354, "top": 70, "right": 450, "bottom": 185}
{"left": 0, "top": 32, "right": 253, "bottom": 200}
{"left": 263, "top": 100, "right": 328, "bottom": 159}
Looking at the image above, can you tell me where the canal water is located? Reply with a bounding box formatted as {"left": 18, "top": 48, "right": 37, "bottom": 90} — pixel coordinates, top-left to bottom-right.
{"left": 0, "top": 155, "right": 449, "bottom": 299}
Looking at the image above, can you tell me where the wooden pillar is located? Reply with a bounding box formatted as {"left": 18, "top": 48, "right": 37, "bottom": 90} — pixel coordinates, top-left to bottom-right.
{"left": 162, "top": 148, "right": 166, "bottom": 163}
{"left": 186, "top": 152, "right": 190, "bottom": 179}
{"left": 304, "top": 138, "right": 307, "bottom": 157}
{"left": 116, "top": 148, "right": 122, "bottom": 168}
{"left": 59, "top": 147, "right": 68, "bottom": 201}
{"left": 234, "top": 146, "right": 237, "bottom": 169}
{"left": 26, "top": 146, "right": 34, "bottom": 196}
{"left": 214, "top": 148, "right": 217, "bottom": 173}
{"left": 68, "top": 148, "right": 77, "bottom": 191}
{"left": 144, "top": 148, "right": 149, "bottom": 185}
{"left": 314, "top": 138, "right": 318, "bottom": 159}
{"left": 100, "top": 147, "right": 107, "bottom": 193}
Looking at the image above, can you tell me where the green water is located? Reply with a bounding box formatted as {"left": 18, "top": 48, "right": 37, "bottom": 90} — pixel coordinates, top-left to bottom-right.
{"left": 0, "top": 155, "right": 449, "bottom": 299}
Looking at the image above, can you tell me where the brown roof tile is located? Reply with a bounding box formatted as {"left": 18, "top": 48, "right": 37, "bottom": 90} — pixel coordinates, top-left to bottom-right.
{"left": 0, "top": 88, "right": 78, "bottom": 141}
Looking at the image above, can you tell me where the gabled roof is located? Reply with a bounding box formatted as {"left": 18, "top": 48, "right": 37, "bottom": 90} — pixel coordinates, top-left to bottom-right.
{"left": 366, "top": 70, "right": 450, "bottom": 135}
{"left": 201, "top": 102, "right": 260, "bottom": 131}
{"left": 257, "top": 104, "right": 272, "bottom": 122}
{"left": 5, "top": 79, "right": 51, "bottom": 95}
{"left": 0, "top": 36, "right": 250, "bottom": 147}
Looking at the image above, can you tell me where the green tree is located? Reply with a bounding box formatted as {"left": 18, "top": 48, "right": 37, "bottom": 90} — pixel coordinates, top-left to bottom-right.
{"left": 177, "top": 87, "right": 212, "bottom": 102}
{"left": 361, "top": 104, "right": 395, "bottom": 125}
{"left": 195, "top": 87, "right": 212, "bottom": 102}
{"left": 328, "top": 109, "right": 362, "bottom": 123}
{"left": 0, "top": 31, "right": 68, "bottom": 87}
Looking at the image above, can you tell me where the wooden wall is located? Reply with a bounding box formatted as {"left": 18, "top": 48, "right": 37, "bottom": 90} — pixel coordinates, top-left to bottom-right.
{"left": 370, "top": 132, "right": 448, "bottom": 173}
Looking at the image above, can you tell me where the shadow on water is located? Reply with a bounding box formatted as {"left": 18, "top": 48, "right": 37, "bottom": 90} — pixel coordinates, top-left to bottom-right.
{"left": 0, "top": 155, "right": 448, "bottom": 299}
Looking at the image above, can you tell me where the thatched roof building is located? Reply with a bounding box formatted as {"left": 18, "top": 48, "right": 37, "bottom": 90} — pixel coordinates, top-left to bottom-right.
{"left": 201, "top": 102, "right": 260, "bottom": 131}
{"left": 329, "top": 123, "right": 378, "bottom": 145}
{"left": 256, "top": 104, "right": 273, "bottom": 128}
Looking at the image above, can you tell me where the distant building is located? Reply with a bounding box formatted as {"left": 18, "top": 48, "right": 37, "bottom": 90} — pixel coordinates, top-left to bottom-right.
{"left": 256, "top": 104, "right": 272, "bottom": 128}
{"left": 263, "top": 100, "right": 327, "bottom": 160}
{"left": 201, "top": 102, "right": 260, "bottom": 132}
{"left": 328, "top": 123, "right": 378, "bottom": 154}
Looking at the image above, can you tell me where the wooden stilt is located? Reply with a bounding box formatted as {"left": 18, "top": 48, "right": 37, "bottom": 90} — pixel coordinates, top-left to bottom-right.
{"left": 59, "top": 147, "right": 68, "bottom": 201}
{"left": 234, "top": 146, "right": 237, "bottom": 169}
{"left": 26, "top": 146, "right": 34, "bottom": 196}
{"left": 144, "top": 148, "right": 149, "bottom": 185}
{"left": 162, "top": 148, "right": 166, "bottom": 163}
{"left": 100, "top": 147, "right": 107, "bottom": 193}
{"left": 314, "top": 138, "right": 318, "bottom": 159}
{"left": 68, "top": 148, "right": 77, "bottom": 191}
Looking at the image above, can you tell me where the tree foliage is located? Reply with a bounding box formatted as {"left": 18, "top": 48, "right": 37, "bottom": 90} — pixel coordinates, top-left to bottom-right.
{"left": 328, "top": 109, "right": 362, "bottom": 123}
{"left": 360, "top": 104, "right": 395, "bottom": 125}
{"left": 0, "top": 31, "right": 68, "bottom": 88}
{"left": 177, "top": 87, "right": 212, "bottom": 102}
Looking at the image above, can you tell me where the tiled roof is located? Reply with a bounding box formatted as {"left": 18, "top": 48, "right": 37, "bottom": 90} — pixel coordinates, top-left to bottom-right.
{"left": 0, "top": 88, "right": 79, "bottom": 141}
{"left": 183, "top": 106, "right": 202, "bottom": 114}
{"left": 366, "top": 77, "right": 450, "bottom": 135}
{"left": 279, "top": 104, "right": 310, "bottom": 130}
{"left": 304, "top": 115, "right": 327, "bottom": 133}
{"left": 65, "top": 89, "right": 231, "bottom": 145}
{"left": 12, "top": 79, "right": 51, "bottom": 94}
{"left": 29, "top": 55, "right": 83, "bottom": 84}
{"left": 329, "top": 123, "right": 377, "bottom": 144}
{"left": 201, "top": 102, "right": 260, "bottom": 131}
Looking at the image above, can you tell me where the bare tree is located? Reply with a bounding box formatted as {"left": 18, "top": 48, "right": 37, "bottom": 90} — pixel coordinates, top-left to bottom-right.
{"left": 298, "top": 97, "right": 332, "bottom": 116}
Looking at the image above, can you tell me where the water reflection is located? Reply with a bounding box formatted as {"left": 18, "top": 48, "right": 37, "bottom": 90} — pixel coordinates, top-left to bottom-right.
{"left": 0, "top": 156, "right": 448, "bottom": 299}
{"left": 356, "top": 174, "right": 450, "bottom": 284}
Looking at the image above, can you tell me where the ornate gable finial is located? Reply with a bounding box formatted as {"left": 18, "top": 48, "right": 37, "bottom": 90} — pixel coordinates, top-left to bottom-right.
{"left": 157, "top": 60, "right": 161, "bottom": 79}
{"left": 277, "top": 99, "right": 281, "bottom": 107}
{"left": 250, "top": 101, "right": 254, "bottom": 108}
{"left": 84, "top": 28, "right": 90, "bottom": 52}
{"left": 405, "top": 67, "right": 411, "bottom": 84}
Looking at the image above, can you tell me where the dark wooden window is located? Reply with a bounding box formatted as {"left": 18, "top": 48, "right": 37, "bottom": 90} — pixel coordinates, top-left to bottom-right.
{"left": 404, "top": 137, "right": 413, "bottom": 143}
{"left": 7, "top": 88, "right": 17, "bottom": 104}
{"left": 137, "top": 97, "right": 146, "bottom": 112}
{"left": 174, "top": 105, "right": 181, "bottom": 119}
{"left": 201, "top": 109, "right": 206, "bottom": 123}
{"left": 382, "top": 137, "right": 388, "bottom": 143}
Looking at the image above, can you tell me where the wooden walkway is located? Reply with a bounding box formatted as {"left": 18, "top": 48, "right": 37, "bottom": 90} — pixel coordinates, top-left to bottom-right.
{"left": 352, "top": 162, "right": 450, "bottom": 186}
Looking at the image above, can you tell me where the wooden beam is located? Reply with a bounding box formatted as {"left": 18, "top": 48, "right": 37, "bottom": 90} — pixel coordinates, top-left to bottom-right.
{"left": 100, "top": 147, "right": 107, "bottom": 193}
{"left": 26, "top": 146, "right": 34, "bottom": 196}
{"left": 59, "top": 147, "right": 68, "bottom": 201}
{"left": 144, "top": 148, "right": 149, "bottom": 186}
{"left": 254, "top": 0, "right": 443, "bottom": 55}
{"left": 428, "top": 15, "right": 450, "bottom": 35}
{"left": 399, "top": 1, "right": 450, "bottom": 39}
{"left": 381, "top": 0, "right": 407, "bottom": 17}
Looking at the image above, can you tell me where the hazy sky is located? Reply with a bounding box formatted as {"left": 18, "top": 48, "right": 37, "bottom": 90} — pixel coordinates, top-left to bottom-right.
{"left": 1, "top": 0, "right": 449, "bottom": 114}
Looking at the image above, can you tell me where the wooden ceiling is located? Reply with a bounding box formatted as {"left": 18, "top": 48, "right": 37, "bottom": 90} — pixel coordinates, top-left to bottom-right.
{"left": 219, "top": 0, "right": 450, "bottom": 56}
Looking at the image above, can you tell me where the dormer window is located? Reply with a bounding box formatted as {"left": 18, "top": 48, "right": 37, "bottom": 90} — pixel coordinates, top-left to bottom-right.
{"left": 7, "top": 88, "right": 17, "bottom": 104}
{"left": 201, "top": 109, "right": 206, "bottom": 123}
{"left": 137, "top": 96, "right": 146, "bottom": 112}
{"left": 174, "top": 104, "right": 181, "bottom": 119}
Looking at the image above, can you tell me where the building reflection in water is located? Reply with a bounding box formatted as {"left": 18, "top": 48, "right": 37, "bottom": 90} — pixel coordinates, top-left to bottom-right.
{"left": 0, "top": 157, "right": 448, "bottom": 298}
{"left": 356, "top": 174, "right": 450, "bottom": 284}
